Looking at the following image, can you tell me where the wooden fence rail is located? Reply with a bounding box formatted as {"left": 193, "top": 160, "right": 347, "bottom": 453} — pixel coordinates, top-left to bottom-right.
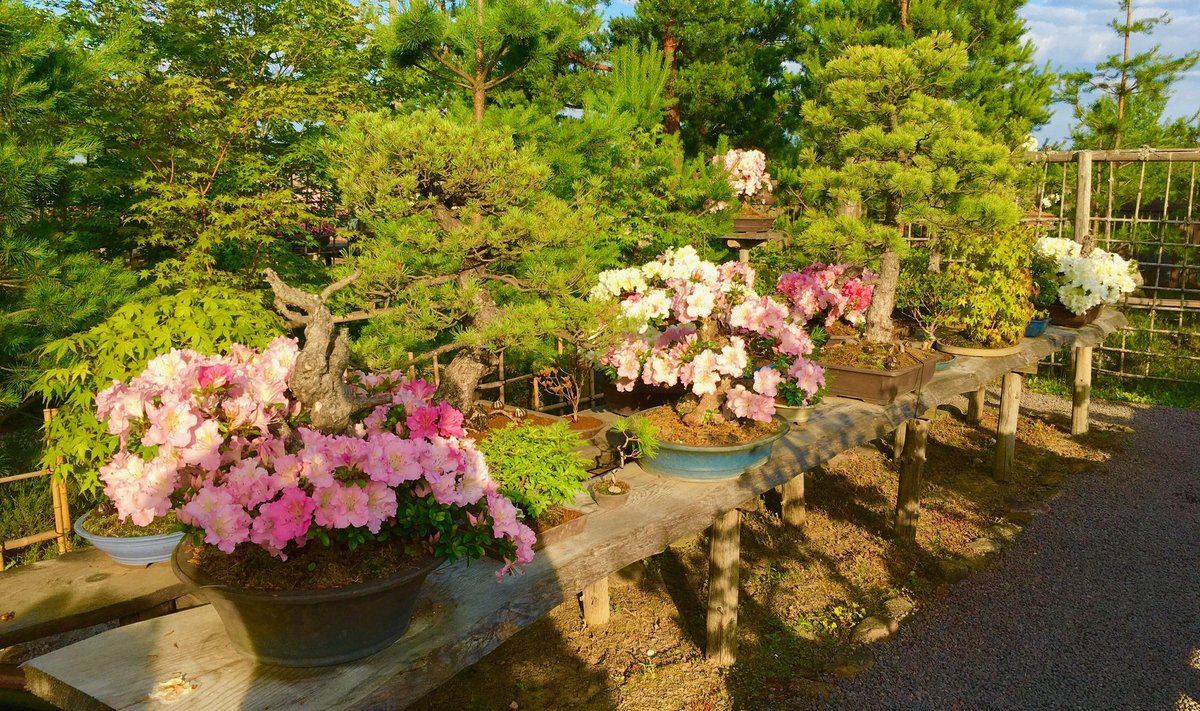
{"left": 0, "top": 409, "right": 70, "bottom": 569}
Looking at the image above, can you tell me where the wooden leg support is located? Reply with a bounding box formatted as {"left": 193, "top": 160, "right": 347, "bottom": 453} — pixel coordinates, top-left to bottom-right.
{"left": 581, "top": 577, "right": 610, "bottom": 626}
{"left": 967, "top": 386, "right": 987, "bottom": 424}
{"left": 994, "top": 372, "right": 1023, "bottom": 481}
{"left": 894, "top": 418, "right": 930, "bottom": 544}
{"left": 894, "top": 421, "right": 907, "bottom": 459}
{"left": 706, "top": 509, "right": 741, "bottom": 666}
{"left": 1072, "top": 346, "right": 1092, "bottom": 436}
{"left": 780, "top": 470, "right": 806, "bottom": 528}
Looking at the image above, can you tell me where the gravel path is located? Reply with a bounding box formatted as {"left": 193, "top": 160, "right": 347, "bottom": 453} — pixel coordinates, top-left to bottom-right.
{"left": 820, "top": 394, "right": 1200, "bottom": 711}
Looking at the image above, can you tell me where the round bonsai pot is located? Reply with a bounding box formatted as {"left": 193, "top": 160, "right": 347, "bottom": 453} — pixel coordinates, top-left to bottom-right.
{"left": 774, "top": 403, "right": 815, "bottom": 425}
{"left": 639, "top": 410, "right": 790, "bottom": 483}
{"left": 1048, "top": 302, "right": 1103, "bottom": 328}
{"left": 1025, "top": 318, "right": 1052, "bottom": 338}
{"left": 172, "top": 543, "right": 444, "bottom": 667}
{"left": 589, "top": 480, "right": 631, "bottom": 509}
{"left": 74, "top": 513, "right": 182, "bottom": 566}
{"left": 933, "top": 340, "right": 1024, "bottom": 358}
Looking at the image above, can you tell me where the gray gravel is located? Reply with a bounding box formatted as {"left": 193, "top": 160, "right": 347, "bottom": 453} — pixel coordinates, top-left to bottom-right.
{"left": 818, "top": 394, "right": 1200, "bottom": 711}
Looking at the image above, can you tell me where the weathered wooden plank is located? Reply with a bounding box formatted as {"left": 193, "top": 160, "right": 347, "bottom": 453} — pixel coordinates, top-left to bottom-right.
{"left": 0, "top": 547, "right": 186, "bottom": 648}
{"left": 23, "top": 311, "right": 1128, "bottom": 711}
{"left": 581, "top": 578, "right": 610, "bottom": 626}
{"left": 994, "top": 372, "right": 1024, "bottom": 480}
{"left": 1072, "top": 346, "right": 1093, "bottom": 436}
{"left": 705, "top": 509, "right": 741, "bottom": 666}
{"left": 894, "top": 418, "right": 929, "bottom": 544}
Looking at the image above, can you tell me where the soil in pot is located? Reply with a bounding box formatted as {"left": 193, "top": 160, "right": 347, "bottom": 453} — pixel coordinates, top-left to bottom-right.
{"left": 590, "top": 479, "right": 631, "bottom": 510}
{"left": 644, "top": 405, "right": 779, "bottom": 447}
{"left": 565, "top": 414, "right": 606, "bottom": 440}
{"left": 187, "top": 537, "right": 426, "bottom": 592}
{"left": 80, "top": 509, "right": 178, "bottom": 538}
{"left": 529, "top": 504, "right": 587, "bottom": 550}
{"left": 467, "top": 409, "right": 561, "bottom": 442}
{"left": 821, "top": 341, "right": 940, "bottom": 371}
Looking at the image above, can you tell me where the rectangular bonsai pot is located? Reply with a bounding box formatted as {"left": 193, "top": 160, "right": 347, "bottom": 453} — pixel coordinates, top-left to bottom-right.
{"left": 818, "top": 356, "right": 937, "bottom": 406}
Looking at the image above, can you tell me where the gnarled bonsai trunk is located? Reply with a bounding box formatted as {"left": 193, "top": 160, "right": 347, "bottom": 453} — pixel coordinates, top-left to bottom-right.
{"left": 864, "top": 249, "right": 900, "bottom": 343}
{"left": 436, "top": 350, "right": 493, "bottom": 415}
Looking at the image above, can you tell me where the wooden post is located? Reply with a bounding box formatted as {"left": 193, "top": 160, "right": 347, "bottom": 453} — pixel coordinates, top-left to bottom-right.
{"left": 581, "top": 578, "right": 610, "bottom": 626}
{"left": 706, "top": 509, "right": 741, "bottom": 666}
{"left": 780, "top": 471, "right": 806, "bottom": 528}
{"left": 994, "top": 372, "right": 1023, "bottom": 480}
{"left": 1072, "top": 346, "right": 1093, "bottom": 436}
{"left": 967, "top": 386, "right": 987, "bottom": 424}
{"left": 893, "top": 418, "right": 929, "bottom": 544}
{"left": 1076, "top": 150, "right": 1094, "bottom": 253}
{"left": 44, "top": 408, "right": 70, "bottom": 553}
{"left": 893, "top": 421, "right": 907, "bottom": 459}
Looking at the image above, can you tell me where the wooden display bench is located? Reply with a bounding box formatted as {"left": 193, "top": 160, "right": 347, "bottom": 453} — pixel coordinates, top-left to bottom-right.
{"left": 21, "top": 311, "right": 1125, "bottom": 710}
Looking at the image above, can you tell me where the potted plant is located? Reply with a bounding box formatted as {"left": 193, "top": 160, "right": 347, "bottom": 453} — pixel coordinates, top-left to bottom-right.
{"left": 91, "top": 281, "right": 536, "bottom": 667}
{"left": 934, "top": 226, "right": 1036, "bottom": 358}
{"left": 477, "top": 421, "right": 592, "bottom": 548}
{"left": 713, "top": 147, "right": 775, "bottom": 237}
{"left": 592, "top": 247, "right": 820, "bottom": 481}
{"left": 775, "top": 262, "right": 875, "bottom": 345}
{"left": 73, "top": 506, "right": 182, "bottom": 567}
{"left": 535, "top": 362, "right": 605, "bottom": 441}
{"left": 1027, "top": 253, "right": 1057, "bottom": 337}
{"left": 1034, "top": 237, "right": 1138, "bottom": 327}
{"left": 590, "top": 417, "right": 659, "bottom": 509}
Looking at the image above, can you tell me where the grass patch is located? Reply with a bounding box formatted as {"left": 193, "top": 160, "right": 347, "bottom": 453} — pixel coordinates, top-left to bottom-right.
{"left": 1027, "top": 373, "right": 1200, "bottom": 409}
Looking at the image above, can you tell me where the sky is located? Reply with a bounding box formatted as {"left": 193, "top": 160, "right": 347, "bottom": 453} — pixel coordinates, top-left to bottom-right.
{"left": 603, "top": 0, "right": 1200, "bottom": 147}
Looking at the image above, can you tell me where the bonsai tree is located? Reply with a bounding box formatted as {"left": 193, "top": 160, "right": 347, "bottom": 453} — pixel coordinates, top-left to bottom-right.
{"left": 895, "top": 250, "right": 968, "bottom": 346}
{"left": 325, "top": 110, "right": 612, "bottom": 415}
{"left": 477, "top": 422, "right": 591, "bottom": 519}
{"left": 713, "top": 147, "right": 773, "bottom": 216}
{"left": 942, "top": 226, "right": 1036, "bottom": 348}
{"left": 799, "top": 34, "right": 1022, "bottom": 344}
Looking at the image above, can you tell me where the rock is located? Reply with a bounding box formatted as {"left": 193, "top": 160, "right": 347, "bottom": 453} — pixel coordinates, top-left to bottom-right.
{"left": 882, "top": 597, "right": 915, "bottom": 621}
{"left": 831, "top": 654, "right": 875, "bottom": 678}
{"left": 986, "top": 521, "right": 1022, "bottom": 542}
{"left": 936, "top": 558, "right": 971, "bottom": 582}
{"left": 851, "top": 615, "right": 896, "bottom": 644}
{"left": 968, "top": 537, "right": 1000, "bottom": 556}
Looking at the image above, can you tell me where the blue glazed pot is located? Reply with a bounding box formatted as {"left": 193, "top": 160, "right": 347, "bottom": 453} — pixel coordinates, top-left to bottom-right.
{"left": 75, "top": 513, "right": 183, "bottom": 566}
{"left": 640, "top": 411, "right": 790, "bottom": 482}
{"left": 935, "top": 354, "right": 957, "bottom": 371}
{"left": 1025, "top": 318, "right": 1051, "bottom": 338}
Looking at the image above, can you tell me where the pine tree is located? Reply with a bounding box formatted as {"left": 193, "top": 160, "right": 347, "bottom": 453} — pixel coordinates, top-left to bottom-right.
{"left": 1062, "top": 0, "right": 1200, "bottom": 150}
{"left": 385, "top": 0, "right": 593, "bottom": 123}
{"left": 325, "top": 110, "right": 615, "bottom": 413}
{"left": 799, "top": 34, "right": 1022, "bottom": 343}
{"left": 792, "top": 0, "right": 1054, "bottom": 145}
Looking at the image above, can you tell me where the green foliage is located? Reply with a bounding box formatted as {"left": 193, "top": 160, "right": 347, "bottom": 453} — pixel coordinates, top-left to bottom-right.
{"left": 329, "top": 109, "right": 616, "bottom": 370}
{"left": 612, "top": 416, "right": 659, "bottom": 465}
{"left": 896, "top": 249, "right": 968, "bottom": 343}
{"left": 1061, "top": 0, "right": 1200, "bottom": 150}
{"left": 477, "top": 422, "right": 590, "bottom": 517}
{"left": 942, "top": 226, "right": 1036, "bottom": 348}
{"left": 31, "top": 289, "right": 284, "bottom": 493}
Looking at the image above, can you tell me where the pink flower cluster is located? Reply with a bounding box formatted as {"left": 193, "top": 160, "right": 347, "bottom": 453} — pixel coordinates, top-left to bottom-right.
{"left": 595, "top": 249, "right": 824, "bottom": 422}
{"left": 95, "top": 342, "right": 535, "bottom": 576}
{"left": 713, "top": 148, "right": 772, "bottom": 200}
{"left": 776, "top": 263, "right": 875, "bottom": 327}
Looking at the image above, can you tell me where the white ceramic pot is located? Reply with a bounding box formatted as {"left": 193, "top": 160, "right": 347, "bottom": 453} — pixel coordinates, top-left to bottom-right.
{"left": 74, "top": 513, "right": 183, "bottom": 566}
{"left": 774, "top": 403, "right": 815, "bottom": 425}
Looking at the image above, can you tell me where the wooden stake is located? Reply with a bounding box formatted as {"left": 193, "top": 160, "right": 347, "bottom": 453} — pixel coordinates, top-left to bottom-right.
{"left": 894, "top": 418, "right": 929, "bottom": 544}
{"left": 581, "top": 578, "right": 610, "bottom": 626}
{"left": 1072, "top": 346, "right": 1093, "bottom": 436}
{"left": 1076, "top": 150, "right": 1094, "bottom": 254}
{"left": 894, "top": 421, "right": 907, "bottom": 459}
{"left": 967, "top": 386, "right": 987, "bottom": 424}
{"left": 780, "top": 471, "right": 806, "bottom": 528}
{"left": 994, "top": 372, "right": 1023, "bottom": 480}
{"left": 706, "top": 509, "right": 741, "bottom": 666}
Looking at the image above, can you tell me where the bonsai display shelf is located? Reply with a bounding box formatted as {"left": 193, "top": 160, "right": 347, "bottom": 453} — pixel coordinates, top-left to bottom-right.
{"left": 22, "top": 312, "right": 1126, "bottom": 711}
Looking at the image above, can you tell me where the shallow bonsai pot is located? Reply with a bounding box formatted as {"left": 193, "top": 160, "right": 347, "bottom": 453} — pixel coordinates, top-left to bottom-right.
{"left": 74, "top": 513, "right": 183, "bottom": 566}
{"left": 589, "top": 480, "right": 631, "bottom": 510}
{"left": 1025, "top": 318, "right": 1051, "bottom": 338}
{"left": 172, "top": 543, "right": 443, "bottom": 667}
{"left": 601, "top": 379, "right": 686, "bottom": 416}
{"left": 567, "top": 415, "right": 608, "bottom": 442}
{"left": 818, "top": 356, "right": 937, "bottom": 406}
{"left": 639, "top": 411, "right": 790, "bottom": 483}
{"left": 935, "top": 354, "right": 957, "bottom": 371}
{"left": 732, "top": 216, "right": 774, "bottom": 234}
{"left": 933, "top": 340, "right": 1024, "bottom": 358}
{"left": 531, "top": 505, "right": 588, "bottom": 550}
{"left": 1048, "top": 303, "right": 1103, "bottom": 328}
{"left": 774, "top": 403, "right": 815, "bottom": 425}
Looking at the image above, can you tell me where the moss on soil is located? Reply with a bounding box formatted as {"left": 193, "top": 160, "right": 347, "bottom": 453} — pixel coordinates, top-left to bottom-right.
{"left": 646, "top": 405, "right": 781, "bottom": 447}
{"left": 417, "top": 401, "right": 1127, "bottom": 710}
{"left": 190, "top": 538, "right": 424, "bottom": 592}
{"left": 821, "top": 341, "right": 942, "bottom": 371}
{"left": 81, "top": 509, "right": 179, "bottom": 537}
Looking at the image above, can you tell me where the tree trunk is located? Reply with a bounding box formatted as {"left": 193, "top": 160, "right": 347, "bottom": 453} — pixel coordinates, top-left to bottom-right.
{"left": 663, "top": 23, "right": 680, "bottom": 135}
{"left": 473, "top": 0, "right": 486, "bottom": 124}
{"left": 899, "top": 0, "right": 911, "bottom": 31}
{"left": 437, "top": 350, "right": 493, "bottom": 414}
{"left": 864, "top": 248, "right": 900, "bottom": 343}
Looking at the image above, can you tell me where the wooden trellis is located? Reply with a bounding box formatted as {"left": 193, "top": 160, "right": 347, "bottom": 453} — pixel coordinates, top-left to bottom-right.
{"left": 0, "top": 409, "right": 71, "bottom": 569}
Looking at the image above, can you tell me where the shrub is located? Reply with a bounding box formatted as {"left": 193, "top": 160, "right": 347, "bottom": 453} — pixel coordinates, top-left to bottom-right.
{"left": 477, "top": 422, "right": 590, "bottom": 519}
{"left": 943, "top": 226, "right": 1036, "bottom": 348}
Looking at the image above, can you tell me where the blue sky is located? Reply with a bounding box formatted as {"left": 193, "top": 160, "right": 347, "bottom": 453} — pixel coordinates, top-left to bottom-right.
{"left": 603, "top": 0, "right": 1199, "bottom": 146}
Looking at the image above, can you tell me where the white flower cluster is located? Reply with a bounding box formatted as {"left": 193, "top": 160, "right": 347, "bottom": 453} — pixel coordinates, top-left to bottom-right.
{"left": 590, "top": 267, "right": 647, "bottom": 301}
{"left": 1035, "top": 237, "right": 1137, "bottom": 314}
{"left": 714, "top": 149, "right": 772, "bottom": 200}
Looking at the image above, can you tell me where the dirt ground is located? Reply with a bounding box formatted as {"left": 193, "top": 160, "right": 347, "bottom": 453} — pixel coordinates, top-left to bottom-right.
{"left": 415, "top": 400, "right": 1127, "bottom": 711}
